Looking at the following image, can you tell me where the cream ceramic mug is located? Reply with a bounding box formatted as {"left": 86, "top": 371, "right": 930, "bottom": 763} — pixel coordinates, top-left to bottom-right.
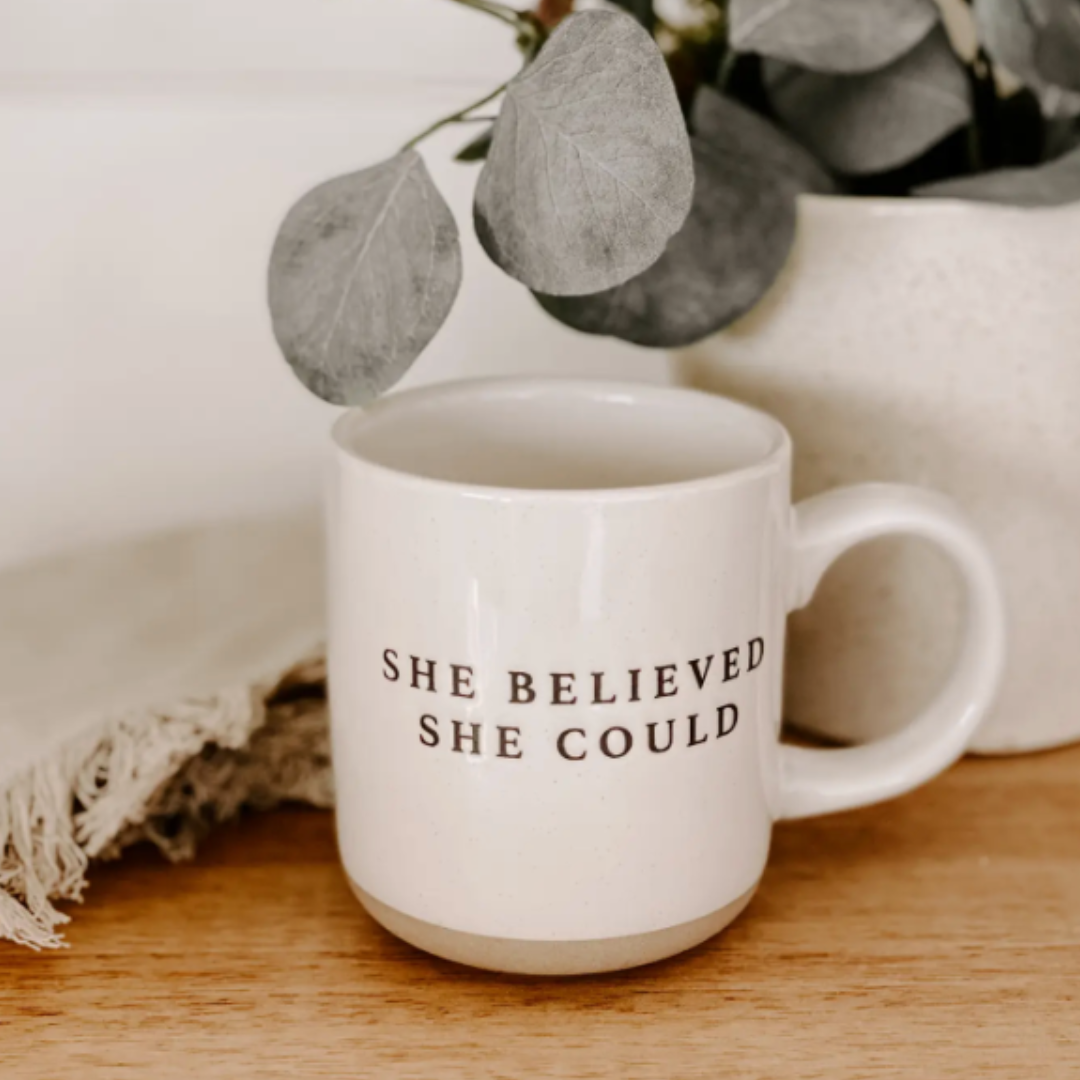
{"left": 328, "top": 378, "right": 1006, "bottom": 975}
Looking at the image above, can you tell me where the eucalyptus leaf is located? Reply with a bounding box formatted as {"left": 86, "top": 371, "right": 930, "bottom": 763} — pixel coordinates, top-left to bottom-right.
{"left": 730, "top": 0, "right": 940, "bottom": 74}
{"left": 535, "top": 89, "right": 834, "bottom": 347}
{"left": 975, "top": 0, "right": 1080, "bottom": 112}
{"left": 474, "top": 9, "right": 695, "bottom": 296}
{"left": 973, "top": 0, "right": 1038, "bottom": 79}
{"left": 1045, "top": 114, "right": 1080, "bottom": 156}
{"left": 455, "top": 127, "right": 493, "bottom": 163}
{"left": 915, "top": 142, "right": 1080, "bottom": 205}
{"left": 267, "top": 151, "right": 462, "bottom": 406}
{"left": 764, "top": 26, "right": 973, "bottom": 175}
{"left": 1033, "top": 0, "right": 1080, "bottom": 93}
{"left": 606, "top": 0, "right": 656, "bottom": 31}
{"left": 693, "top": 84, "right": 835, "bottom": 190}
{"left": 1042, "top": 84, "right": 1080, "bottom": 118}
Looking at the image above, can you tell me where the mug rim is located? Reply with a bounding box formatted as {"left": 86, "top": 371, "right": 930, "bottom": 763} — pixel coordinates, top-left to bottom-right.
{"left": 331, "top": 376, "right": 792, "bottom": 502}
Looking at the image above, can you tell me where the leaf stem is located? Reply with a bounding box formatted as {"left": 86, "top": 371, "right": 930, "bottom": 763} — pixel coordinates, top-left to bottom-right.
{"left": 716, "top": 48, "right": 737, "bottom": 93}
{"left": 401, "top": 79, "right": 512, "bottom": 152}
{"left": 442, "top": 0, "right": 529, "bottom": 30}
{"left": 401, "top": 0, "right": 548, "bottom": 153}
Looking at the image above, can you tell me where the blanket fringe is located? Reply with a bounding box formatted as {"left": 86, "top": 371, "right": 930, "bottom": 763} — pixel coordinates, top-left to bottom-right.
{"left": 0, "top": 656, "right": 329, "bottom": 950}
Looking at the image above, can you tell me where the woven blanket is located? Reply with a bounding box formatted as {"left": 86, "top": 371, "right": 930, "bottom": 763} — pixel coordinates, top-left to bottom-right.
{"left": 0, "top": 516, "right": 330, "bottom": 949}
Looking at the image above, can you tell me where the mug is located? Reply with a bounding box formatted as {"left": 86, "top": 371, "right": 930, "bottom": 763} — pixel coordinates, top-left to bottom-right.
{"left": 328, "top": 378, "right": 1006, "bottom": 975}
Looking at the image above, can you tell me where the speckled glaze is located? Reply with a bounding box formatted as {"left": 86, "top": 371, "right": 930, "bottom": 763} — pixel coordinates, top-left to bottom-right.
{"left": 677, "top": 195, "right": 1080, "bottom": 755}
{"left": 327, "top": 379, "right": 1005, "bottom": 973}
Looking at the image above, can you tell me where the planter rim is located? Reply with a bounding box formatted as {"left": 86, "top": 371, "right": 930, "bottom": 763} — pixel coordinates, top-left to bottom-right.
{"left": 797, "top": 191, "right": 1080, "bottom": 219}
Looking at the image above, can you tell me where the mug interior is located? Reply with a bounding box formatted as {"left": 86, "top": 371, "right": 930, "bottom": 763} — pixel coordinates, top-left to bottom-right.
{"left": 333, "top": 379, "right": 787, "bottom": 493}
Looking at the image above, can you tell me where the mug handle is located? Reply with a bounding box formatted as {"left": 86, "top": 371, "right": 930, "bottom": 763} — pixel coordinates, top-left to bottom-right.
{"left": 778, "top": 484, "right": 1007, "bottom": 821}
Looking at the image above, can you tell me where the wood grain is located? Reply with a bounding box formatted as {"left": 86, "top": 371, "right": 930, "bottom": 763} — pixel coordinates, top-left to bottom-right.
{"left": 3, "top": 746, "right": 1080, "bottom": 1079}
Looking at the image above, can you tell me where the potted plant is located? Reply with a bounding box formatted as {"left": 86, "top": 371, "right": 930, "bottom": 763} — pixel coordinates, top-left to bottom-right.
{"left": 267, "top": 0, "right": 1080, "bottom": 753}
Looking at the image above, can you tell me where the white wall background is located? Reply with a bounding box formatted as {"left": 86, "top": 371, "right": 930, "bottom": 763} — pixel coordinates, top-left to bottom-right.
{"left": 0, "top": 0, "right": 665, "bottom": 569}
{"left": 0, "top": 0, "right": 520, "bottom": 82}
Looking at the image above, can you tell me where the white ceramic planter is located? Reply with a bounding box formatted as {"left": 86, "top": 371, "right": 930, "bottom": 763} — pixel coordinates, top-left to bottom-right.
{"left": 0, "top": 0, "right": 667, "bottom": 570}
{"left": 676, "top": 195, "right": 1080, "bottom": 754}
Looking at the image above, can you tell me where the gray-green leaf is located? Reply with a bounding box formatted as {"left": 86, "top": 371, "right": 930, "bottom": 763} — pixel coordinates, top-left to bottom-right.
{"left": 915, "top": 142, "right": 1080, "bottom": 205}
{"left": 1045, "top": 114, "right": 1080, "bottom": 156}
{"left": 455, "top": 127, "right": 493, "bottom": 163}
{"left": 474, "top": 9, "right": 694, "bottom": 296}
{"left": 535, "top": 90, "right": 834, "bottom": 348}
{"left": 693, "top": 84, "right": 836, "bottom": 191}
{"left": 268, "top": 151, "right": 462, "bottom": 406}
{"left": 764, "top": 26, "right": 973, "bottom": 175}
{"left": 974, "top": 0, "right": 1045, "bottom": 82}
{"left": 1033, "top": 0, "right": 1080, "bottom": 93}
{"left": 607, "top": 0, "right": 656, "bottom": 31}
{"left": 1041, "top": 84, "right": 1080, "bottom": 118}
{"left": 730, "top": 0, "right": 940, "bottom": 74}
{"left": 975, "top": 0, "right": 1080, "bottom": 113}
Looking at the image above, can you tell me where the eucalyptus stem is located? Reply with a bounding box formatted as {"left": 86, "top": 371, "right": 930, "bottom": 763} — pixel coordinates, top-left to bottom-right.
{"left": 716, "top": 48, "right": 738, "bottom": 93}
{"left": 443, "top": 0, "right": 529, "bottom": 29}
{"left": 401, "top": 79, "right": 512, "bottom": 152}
{"left": 402, "top": 0, "right": 546, "bottom": 153}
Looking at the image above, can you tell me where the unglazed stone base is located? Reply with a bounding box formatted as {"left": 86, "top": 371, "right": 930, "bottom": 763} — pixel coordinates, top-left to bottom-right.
{"left": 350, "top": 879, "right": 759, "bottom": 976}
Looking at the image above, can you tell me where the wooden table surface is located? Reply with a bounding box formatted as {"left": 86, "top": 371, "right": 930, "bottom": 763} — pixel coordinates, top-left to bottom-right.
{"left": 4, "top": 744, "right": 1080, "bottom": 1079}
